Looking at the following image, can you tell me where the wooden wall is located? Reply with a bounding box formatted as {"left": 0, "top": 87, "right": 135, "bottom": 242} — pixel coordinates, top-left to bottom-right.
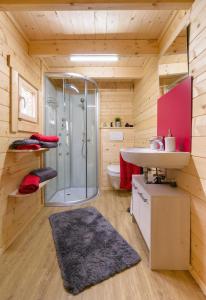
{"left": 0, "top": 13, "right": 43, "bottom": 253}
{"left": 175, "top": 0, "right": 206, "bottom": 293}
{"left": 133, "top": 57, "right": 159, "bottom": 147}
{"left": 99, "top": 82, "right": 135, "bottom": 189}
{"left": 99, "top": 82, "right": 134, "bottom": 127}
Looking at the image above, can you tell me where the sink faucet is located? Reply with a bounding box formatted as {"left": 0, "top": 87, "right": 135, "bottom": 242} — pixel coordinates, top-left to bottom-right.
{"left": 149, "top": 136, "right": 164, "bottom": 151}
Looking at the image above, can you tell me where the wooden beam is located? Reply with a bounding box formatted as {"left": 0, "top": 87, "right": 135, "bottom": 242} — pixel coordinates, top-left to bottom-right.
{"left": 159, "top": 62, "right": 188, "bottom": 76}
{"left": 158, "top": 10, "right": 190, "bottom": 56}
{"left": 159, "top": 53, "right": 188, "bottom": 64}
{"left": 166, "top": 36, "right": 187, "bottom": 55}
{"left": 46, "top": 66, "right": 144, "bottom": 79}
{"left": 29, "top": 40, "right": 158, "bottom": 57}
{"left": 0, "top": 0, "right": 193, "bottom": 11}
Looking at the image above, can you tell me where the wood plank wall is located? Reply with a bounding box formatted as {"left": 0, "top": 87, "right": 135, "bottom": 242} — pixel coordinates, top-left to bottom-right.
{"left": 99, "top": 81, "right": 134, "bottom": 127}
{"left": 176, "top": 0, "right": 206, "bottom": 293}
{"left": 133, "top": 57, "right": 159, "bottom": 147}
{"left": 99, "top": 82, "right": 135, "bottom": 189}
{"left": 133, "top": 1, "right": 206, "bottom": 293}
{"left": 0, "top": 13, "right": 43, "bottom": 253}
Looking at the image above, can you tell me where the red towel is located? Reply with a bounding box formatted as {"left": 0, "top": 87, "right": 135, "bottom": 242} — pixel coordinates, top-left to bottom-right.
{"left": 31, "top": 133, "right": 59, "bottom": 143}
{"left": 19, "top": 174, "right": 40, "bottom": 194}
{"left": 120, "top": 154, "right": 142, "bottom": 190}
{"left": 16, "top": 144, "right": 41, "bottom": 150}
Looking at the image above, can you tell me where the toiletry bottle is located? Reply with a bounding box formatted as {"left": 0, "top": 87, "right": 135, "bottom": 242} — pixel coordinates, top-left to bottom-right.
{"left": 165, "top": 128, "right": 176, "bottom": 152}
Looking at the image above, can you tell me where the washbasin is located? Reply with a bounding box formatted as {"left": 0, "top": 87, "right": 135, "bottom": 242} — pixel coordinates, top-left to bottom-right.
{"left": 120, "top": 148, "right": 190, "bottom": 169}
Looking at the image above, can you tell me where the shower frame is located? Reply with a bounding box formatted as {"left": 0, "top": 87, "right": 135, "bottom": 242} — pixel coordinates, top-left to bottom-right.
{"left": 44, "top": 72, "right": 100, "bottom": 206}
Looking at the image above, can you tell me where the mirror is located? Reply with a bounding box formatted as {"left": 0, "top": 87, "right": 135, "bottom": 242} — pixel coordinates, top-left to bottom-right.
{"left": 158, "top": 27, "right": 188, "bottom": 96}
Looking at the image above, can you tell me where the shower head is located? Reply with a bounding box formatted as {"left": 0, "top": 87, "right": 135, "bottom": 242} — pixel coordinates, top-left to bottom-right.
{"left": 65, "top": 83, "right": 80, "bottom": 94}
{"left": 80, "top": 98, "right": 85, "bottom": 103}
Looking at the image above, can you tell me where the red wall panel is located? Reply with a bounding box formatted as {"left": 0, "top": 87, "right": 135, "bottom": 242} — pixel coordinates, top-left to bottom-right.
{"left": 157, "top": 77, "right": 192, "bottom": 152}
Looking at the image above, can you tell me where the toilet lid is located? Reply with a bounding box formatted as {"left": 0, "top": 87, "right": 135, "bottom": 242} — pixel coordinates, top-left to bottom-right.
{"left": 107, "top": 164, "right": 120, "bottom": 174}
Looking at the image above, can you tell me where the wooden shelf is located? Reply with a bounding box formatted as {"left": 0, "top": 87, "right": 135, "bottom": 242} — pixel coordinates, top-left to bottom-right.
{"left": 100, "top": 127, "right": 134, "bottom": 129}
{"left": 9, "top": 180, "right": 51, "bottom": 198}
{"left": 8, "top": 148, "right": 49, "bottom": 153}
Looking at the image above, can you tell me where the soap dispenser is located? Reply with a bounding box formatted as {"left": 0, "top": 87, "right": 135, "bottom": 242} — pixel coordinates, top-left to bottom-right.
{"left": 165, "top": 128, "right": 176, "bottom": 152}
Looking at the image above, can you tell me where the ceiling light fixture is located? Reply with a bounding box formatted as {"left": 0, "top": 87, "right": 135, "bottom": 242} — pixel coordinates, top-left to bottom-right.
{"left": 70, "top": 54, "right": 119, "bottom": 62}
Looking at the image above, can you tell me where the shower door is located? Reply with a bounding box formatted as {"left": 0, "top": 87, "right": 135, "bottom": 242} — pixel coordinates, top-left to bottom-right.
{"left": 86, "top": 80, "right": 98, "bottom": 198}
{"left": 44, "top": 74, "right": 98, "bottom": 205}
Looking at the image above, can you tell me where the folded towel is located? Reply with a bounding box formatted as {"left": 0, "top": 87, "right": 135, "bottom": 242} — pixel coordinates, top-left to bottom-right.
{"left": 120, "top": 154, "right": 142, "bottom": 190}
{"left": 19, "top": 175, "right": 40, "bottom": 194}
{"left": 31, "top": 133, "right": 59, "bottom": 143}
{"left": 15, "top": 144, "right": 41, "bottom": 150}
{"left": 10, "top": 139, "right": 40, "bottom": 149}
{"left": 30, "top": 167, "right": 57, "bottom": 183}
{"left": 39, "top": 141, "right": 58, "bottom": 148}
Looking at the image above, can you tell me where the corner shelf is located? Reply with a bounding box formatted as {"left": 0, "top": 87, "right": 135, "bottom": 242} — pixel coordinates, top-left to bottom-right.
{"left": 8, "top": 148, "right": 49, "bottom": 153}
{"left": 9, "top": 179, "right": 51, "bottom": 198}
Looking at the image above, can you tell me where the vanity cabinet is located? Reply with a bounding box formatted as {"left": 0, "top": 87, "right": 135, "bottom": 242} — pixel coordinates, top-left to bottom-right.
{"left": 132, "top": 175, "right": 190, "bottom": 270}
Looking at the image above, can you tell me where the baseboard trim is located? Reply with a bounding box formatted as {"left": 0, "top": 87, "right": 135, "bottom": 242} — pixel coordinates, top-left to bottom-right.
{"left": 190, "top": 269, "right": 206, "bottom": 296}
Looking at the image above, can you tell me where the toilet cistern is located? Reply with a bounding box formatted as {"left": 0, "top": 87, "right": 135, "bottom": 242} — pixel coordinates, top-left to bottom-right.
{"left": 149, "top": 136, "right": 164, "bottom": 151}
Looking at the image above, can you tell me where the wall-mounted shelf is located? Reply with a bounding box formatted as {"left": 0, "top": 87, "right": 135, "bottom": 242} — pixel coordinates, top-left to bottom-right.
{"left": 100, "top": 127, "right": 134, "bottom": 129}
{"left": 8, "top": 148, "right": 49, "bottom": 153}
{"left": 9, "top": 180, "right": 51, "bottom": 198}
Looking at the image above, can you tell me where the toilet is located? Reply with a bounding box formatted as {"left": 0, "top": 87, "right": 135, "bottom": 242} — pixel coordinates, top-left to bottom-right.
{"left": 107, "top": 164, "right": 120, "bottom": 190}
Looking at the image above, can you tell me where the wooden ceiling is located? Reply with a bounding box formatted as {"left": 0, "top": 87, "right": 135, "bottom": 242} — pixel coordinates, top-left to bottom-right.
{"left": 6, "top": 2, "right": 191, "bottom": 79}
{"left": 11, "top": 10, "right": 173, "bottom": 40}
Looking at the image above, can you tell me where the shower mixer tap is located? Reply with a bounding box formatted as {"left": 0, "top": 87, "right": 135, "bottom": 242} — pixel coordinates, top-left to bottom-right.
{"left": 80, "top": 98, "right": 85, "bottom": 110}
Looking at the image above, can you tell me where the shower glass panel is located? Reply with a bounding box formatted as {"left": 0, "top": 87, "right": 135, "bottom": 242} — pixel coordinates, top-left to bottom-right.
{"left": 44, "top": 74, "right": 98, "bottom": 205}
{"left": 87, "top": 81, "right": 98, "bottom": 199}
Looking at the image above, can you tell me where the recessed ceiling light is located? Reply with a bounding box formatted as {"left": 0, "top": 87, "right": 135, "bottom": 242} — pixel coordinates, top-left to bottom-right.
{"left": 70, "top": 54, "right": 119, "bottom": 62}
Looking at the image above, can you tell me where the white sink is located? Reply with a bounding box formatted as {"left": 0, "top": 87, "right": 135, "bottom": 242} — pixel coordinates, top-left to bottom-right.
{"left": 120, "top": 148, "right": 190, "bottom": 169}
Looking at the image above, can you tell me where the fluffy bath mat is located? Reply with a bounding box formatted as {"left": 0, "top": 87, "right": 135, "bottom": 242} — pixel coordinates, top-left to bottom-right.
{"left": 49, "top": 207, "right": 141, "bottom": 295}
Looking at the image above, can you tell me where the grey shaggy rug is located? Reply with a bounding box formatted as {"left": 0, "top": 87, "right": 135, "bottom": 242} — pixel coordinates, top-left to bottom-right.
{"left": 49, "top": 207, "right": 141, "bottom": 295}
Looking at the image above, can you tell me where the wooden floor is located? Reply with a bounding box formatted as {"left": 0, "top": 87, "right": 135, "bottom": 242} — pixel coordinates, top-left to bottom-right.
{"left": 0, "top": 191, "right": 205, "bottom": 300}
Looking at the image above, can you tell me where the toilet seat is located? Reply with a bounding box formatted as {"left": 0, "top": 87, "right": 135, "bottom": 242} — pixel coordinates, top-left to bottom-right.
{"left": 107, "top": 164, "right": 120, "bottom": 177}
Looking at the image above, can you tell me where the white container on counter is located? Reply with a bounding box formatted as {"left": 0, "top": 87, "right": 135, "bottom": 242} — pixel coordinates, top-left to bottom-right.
{"left": 165, "top": 136, "right": 176, "bottom": 152}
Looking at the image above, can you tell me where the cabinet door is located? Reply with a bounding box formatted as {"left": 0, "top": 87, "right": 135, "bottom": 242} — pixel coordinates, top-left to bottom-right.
{"left": 139, "top": 193, "right": 151, "bottom": 249}
{"left": 132, "top": 183, "right": 141, "bottom": 226}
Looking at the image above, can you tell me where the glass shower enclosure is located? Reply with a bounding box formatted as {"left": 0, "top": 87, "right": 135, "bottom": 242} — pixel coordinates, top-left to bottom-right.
{"left": 44, "top": 73, "right": 99, "bottom": 205}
